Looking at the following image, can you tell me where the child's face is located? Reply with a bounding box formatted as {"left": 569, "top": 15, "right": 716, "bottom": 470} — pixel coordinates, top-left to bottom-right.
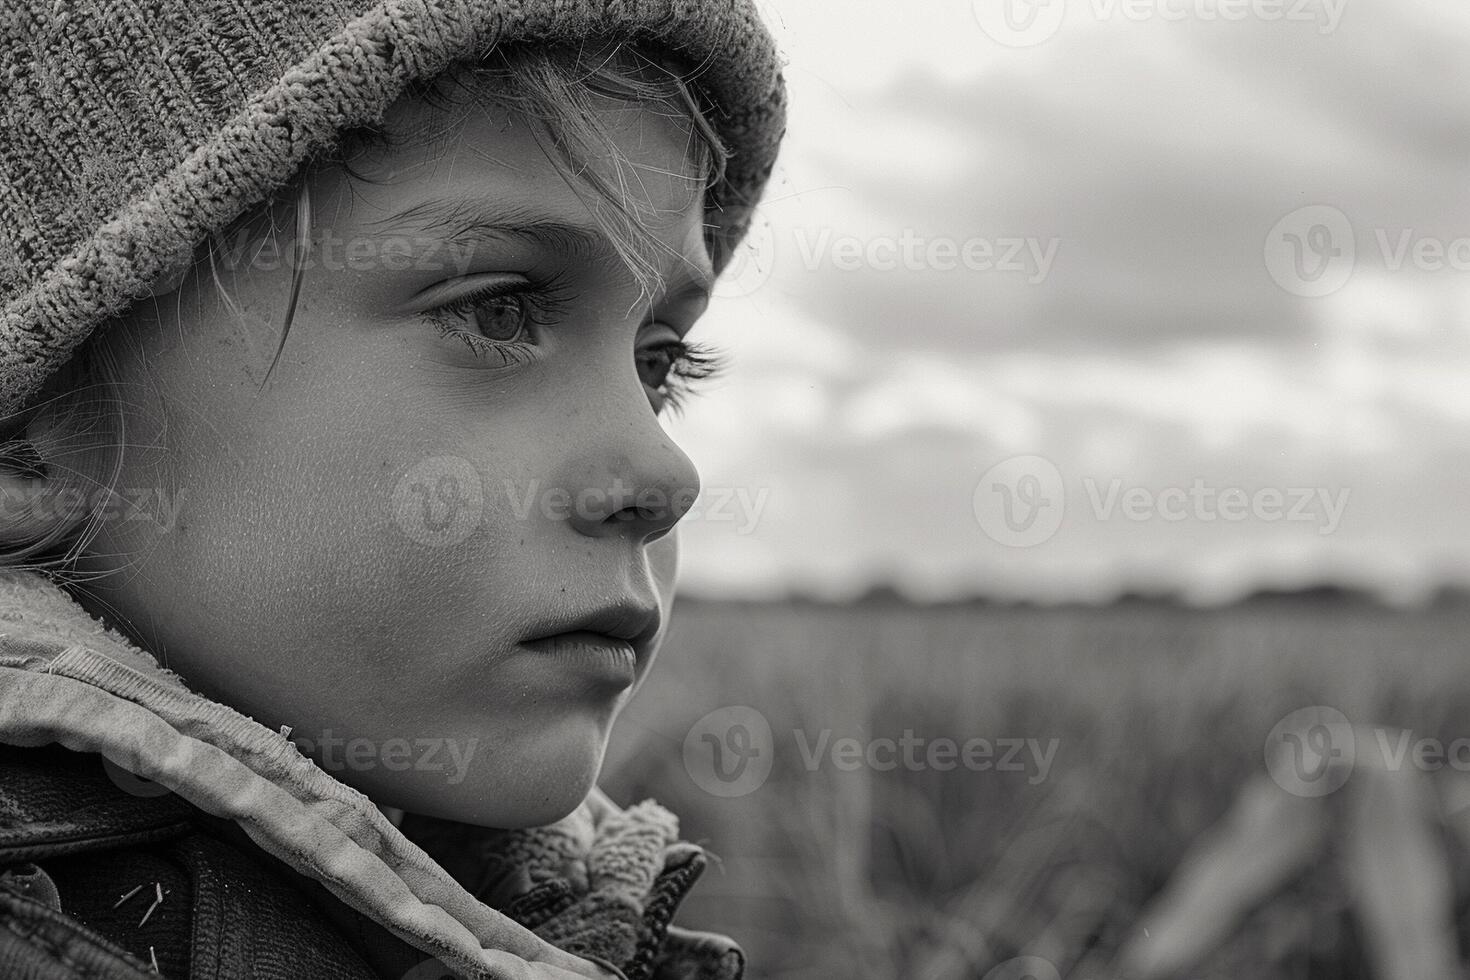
{"left": 76, "top": 83, "right": 712, "bottom": 826}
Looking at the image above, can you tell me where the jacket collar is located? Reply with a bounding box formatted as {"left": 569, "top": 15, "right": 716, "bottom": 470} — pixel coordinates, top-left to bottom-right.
{"left": 0, "top": 568, "right": 640, "bottom": 979}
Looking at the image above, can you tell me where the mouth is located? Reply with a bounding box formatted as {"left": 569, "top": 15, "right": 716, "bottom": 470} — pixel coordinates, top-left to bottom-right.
{"left": 520, "top": 601, "right": 661, "bottom": 688}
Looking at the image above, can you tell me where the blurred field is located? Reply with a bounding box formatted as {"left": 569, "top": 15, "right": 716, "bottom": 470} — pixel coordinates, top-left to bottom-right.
{"left": 601, "top": 595, "right": 1470, "bottom": 980}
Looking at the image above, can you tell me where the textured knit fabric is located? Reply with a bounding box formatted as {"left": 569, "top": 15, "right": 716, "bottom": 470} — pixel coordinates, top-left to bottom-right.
{"left": 0, "top": 568, "right": 711, "bottom": 980}
{"left": 0, "top": 0, "right": 786, "bottom": 416}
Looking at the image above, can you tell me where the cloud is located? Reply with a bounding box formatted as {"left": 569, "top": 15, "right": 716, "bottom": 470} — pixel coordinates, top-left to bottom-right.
{"left": 754, "top": 2, "right": 1470, "bottom": 354}
{"left": 673, "top": 0, "right": 1470, "bottom": 605}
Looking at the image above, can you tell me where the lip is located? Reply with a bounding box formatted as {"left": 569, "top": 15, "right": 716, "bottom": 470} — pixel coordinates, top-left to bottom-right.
{"left": 521, "top": 631, "right": 639, "bottom": 687}
{"left": 520, "top": 600, "right": 661, "bottom": 690}
{"left": 524, "top": 600, "right": 661, "bottom": 650}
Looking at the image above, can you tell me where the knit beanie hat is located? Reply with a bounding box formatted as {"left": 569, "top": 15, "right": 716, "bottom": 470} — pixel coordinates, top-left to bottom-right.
{"left": 0, "top": 0, "right": 786, "bottom": 418}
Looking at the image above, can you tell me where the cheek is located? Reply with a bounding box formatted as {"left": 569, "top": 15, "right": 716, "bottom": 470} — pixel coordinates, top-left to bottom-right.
{"left": 104, "top": 335, "right": 490, "bottom": 662}
{"left": 649, "top": 529, "right": 681, "bottom": 637}
{"left": 650, "top": 530, "right": 680, "bottom": 596}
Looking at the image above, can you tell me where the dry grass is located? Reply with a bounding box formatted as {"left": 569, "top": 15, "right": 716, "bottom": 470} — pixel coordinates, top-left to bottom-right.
{"left": 601, "top": 596, "right": 1470, "bottom": 979}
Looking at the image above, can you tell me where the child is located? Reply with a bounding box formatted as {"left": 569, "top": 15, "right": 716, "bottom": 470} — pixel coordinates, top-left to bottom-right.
{"left": 0, "top": 2, "right": 784, "bottom": 978}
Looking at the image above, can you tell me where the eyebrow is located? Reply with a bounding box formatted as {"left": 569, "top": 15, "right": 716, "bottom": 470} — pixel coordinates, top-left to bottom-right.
{"left": 364, "top": 194, "right": 716, "bottom": 299}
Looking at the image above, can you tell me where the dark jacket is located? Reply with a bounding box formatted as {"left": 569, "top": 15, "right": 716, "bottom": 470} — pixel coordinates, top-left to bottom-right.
{"left": 0, "top": 744, "right": 743, "bottom": 980}
{"left": 0, "top": 568, "right": 744, "bottom": 980}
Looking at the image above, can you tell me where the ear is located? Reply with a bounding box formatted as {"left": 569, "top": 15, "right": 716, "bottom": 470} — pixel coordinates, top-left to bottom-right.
{"left": 0, "top": 404, "right": 94, "bottom": 557}
{"left": 144, "top": 265, "right": 189, "bottom": 299}
{"left": 0, "top": 440, "right": 57, "bottom": 551}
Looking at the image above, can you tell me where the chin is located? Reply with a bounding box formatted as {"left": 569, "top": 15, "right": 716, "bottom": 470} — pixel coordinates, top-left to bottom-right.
{"left": 339, "top": 720, "right": 613, "bottom": 829}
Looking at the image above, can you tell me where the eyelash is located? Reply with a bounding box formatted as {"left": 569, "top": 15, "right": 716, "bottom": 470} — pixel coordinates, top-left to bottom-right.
{"left": 423, "top": 274, "right": 574, "bottom": 367}
{"left": 421, "top": 275, "right": 729, "bottom": 412}
{"left": 644, "top": 340, "right": 728, "bottom": 416}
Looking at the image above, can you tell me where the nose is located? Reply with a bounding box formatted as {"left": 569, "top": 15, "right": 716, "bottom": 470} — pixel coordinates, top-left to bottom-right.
{"left": 564, "top": 421, "right": 702, "bottom": 543}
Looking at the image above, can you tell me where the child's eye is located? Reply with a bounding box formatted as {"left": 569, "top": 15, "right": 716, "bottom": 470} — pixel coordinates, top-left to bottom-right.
{"left": 637, "top": 336, "right": 728, "bottom": 415}
{"left": 423, "top": 275, "right": 572, "bottom": 365}
{"left": 637, "top": 344, "right": 680, "bottom": 390}
{"left": 471, "top": 294, "right": 534, "bottom": 342}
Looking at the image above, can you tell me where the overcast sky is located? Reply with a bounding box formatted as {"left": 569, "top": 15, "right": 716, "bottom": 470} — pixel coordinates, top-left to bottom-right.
{"left": 667, "top": 0, "right": 1470, "bottom": 605}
